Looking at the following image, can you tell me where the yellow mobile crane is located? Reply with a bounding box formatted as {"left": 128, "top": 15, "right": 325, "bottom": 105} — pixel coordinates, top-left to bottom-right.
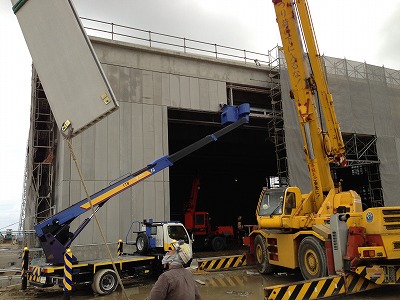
{"left": 244, "top": 0, "right": 400, "bottom": 298}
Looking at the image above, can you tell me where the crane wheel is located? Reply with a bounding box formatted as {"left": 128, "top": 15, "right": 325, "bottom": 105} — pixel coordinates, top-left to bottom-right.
{"left": 211, "top": 236, "right": 226, "bottom": 251}
{"left": 298, "top": 236, "right": 327, "bottom": 280}
{"left": 254, "top": 234, "right": 274, "bottom": 274}
{"left": 91, "top": 269, "right": 118, "bottom": 295}
{"left": 136, "top": 233, "right": 150, "bottom": 255}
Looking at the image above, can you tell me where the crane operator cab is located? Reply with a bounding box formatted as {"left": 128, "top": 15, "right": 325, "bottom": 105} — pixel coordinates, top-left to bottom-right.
{"left": 256, "top": 187, "right": 303, "bottom": 229}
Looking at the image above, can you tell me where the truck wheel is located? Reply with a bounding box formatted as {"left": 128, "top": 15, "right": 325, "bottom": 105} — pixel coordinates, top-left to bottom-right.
{"left": 254, "top": 234, "right": 274, "bottom": 274}
{"left": 136, "top": 233, "right": 150, "bottom": 255}
{"left": 91, "top": 269, "right": 118, "bottom": 295}
{"left": 298, "top": 236, "right": 327, "bottom": 280}
{"left": 211, "top": 236, "right": 226, "bottom": 251}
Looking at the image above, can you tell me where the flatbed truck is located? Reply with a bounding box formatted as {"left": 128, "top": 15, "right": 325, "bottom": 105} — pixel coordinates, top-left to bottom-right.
{"left": 28, "top": 254, "right": 160, "bottom": 295}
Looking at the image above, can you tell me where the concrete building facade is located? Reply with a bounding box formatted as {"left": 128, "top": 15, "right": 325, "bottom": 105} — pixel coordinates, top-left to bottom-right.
{"left": 23, "top": 37, "right": 275, "bottom": 248}
{"left": 22, "top": 33, "right": 400, "bottom": 255}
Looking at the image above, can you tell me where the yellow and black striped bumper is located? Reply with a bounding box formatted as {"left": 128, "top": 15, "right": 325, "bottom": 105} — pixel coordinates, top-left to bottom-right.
{"left": 265, "top": 273, "right": 379, "bottom": 300}
{"left": 197, "top": 255, "right": 247, "bottom": 271}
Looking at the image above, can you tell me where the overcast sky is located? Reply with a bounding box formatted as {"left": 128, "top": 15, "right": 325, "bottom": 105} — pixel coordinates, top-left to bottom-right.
{"left": 1, "top": 0, "right": 399, "bottom": 231}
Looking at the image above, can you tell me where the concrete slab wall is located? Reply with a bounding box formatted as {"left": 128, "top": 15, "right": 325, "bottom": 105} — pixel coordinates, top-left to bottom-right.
{"left": 53, "top": 37, "right": 271, "bottom": 246}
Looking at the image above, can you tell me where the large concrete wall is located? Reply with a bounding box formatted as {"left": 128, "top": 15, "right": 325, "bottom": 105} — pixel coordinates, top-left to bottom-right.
{"left": 53, "top": 37, "right": 271, "bottom": 247}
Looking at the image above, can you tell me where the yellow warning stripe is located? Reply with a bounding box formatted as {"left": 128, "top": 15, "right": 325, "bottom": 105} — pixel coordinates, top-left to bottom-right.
{"left": 345, "top": 273, "right": 379, "bottom": 294}
{"left": 198, "top": 255, "right": 247, "bottom": 271}
{"left": 28, "top": 266, "right": 42, "bottom": 283}
{"left": 265, "top": 276, "right": 345, "bottom": 300}
{"left": 265, "top": 273, "right": 381, "bottom": 300}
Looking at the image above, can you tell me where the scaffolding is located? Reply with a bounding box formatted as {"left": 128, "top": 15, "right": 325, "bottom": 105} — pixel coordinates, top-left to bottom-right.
{"left": 267, "top": 47, "right": 287, "bottom": 186}
{"left": 268, "top": 52, "right": 386, "bottom": 207}
{"left": 19, "top": 68, "right": 56, "bottom": 240}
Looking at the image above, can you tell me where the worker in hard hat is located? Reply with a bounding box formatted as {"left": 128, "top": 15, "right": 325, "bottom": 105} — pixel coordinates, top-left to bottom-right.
{"left": 146, "top": 240, "right": 202, "bottom": 300}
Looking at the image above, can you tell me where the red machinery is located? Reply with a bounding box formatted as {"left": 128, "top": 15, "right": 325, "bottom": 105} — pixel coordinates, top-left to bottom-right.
{"left": 184, "top": 177, "right": 234, "bottom": 251}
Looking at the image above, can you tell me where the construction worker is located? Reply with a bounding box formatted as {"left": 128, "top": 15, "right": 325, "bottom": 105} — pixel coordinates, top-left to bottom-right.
{"left": 237, "top": 215, "right": 245, "bottom": 241}
{"left": 146, "top": 240, "right": 202, "bottom": 300}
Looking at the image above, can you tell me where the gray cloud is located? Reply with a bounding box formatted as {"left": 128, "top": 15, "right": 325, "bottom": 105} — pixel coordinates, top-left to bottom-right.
{"left": 375, "top": 4, "right": 400, "bottom": 70}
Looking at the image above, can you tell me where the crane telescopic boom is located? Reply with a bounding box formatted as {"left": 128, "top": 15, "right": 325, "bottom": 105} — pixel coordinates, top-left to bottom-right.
{"left": 273, "top": 0, "right": 346, "bottom": 209}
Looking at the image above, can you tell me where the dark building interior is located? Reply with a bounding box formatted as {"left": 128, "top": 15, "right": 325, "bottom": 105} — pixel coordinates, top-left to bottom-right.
{"left": 168, "top": 108, "right": 277, "bottom": 228}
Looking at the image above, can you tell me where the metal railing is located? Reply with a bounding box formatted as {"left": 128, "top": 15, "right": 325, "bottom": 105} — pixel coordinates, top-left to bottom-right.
{"left": 323, "top": 56, "right": 400, "bottom": 88}
{"left": 81, "top": 17, "right": 279, "bottom": 68}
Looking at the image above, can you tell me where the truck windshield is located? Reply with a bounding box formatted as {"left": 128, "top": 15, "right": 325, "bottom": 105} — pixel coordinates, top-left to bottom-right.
{"left": 168, "top": 225, "right": 190, "bottom": 244}
{"left": 258, "top": 188, "right": 285, "bottom": 216}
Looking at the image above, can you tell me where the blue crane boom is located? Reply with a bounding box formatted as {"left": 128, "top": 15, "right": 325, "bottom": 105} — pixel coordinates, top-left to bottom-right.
{"left": 35, "top": 104, "right": 250, "bottom": 264}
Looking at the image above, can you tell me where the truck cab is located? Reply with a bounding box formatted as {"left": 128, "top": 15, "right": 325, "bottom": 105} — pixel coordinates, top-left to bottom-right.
{"left": 135, "top": 220, "right": 192, "bottom": 255}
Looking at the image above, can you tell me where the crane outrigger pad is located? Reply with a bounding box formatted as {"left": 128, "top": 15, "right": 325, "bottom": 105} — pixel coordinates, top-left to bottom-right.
{"left": 264, "top": 273, "right": 379, "bottom": 300}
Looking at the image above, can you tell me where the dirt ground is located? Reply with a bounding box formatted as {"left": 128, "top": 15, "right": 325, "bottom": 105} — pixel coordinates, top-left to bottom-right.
{"left": 0, "top": 285, "right": 62, "bottom": 300}
{"left": 0, "top": 243, "right": 21, "bottom": 269}
{"left": 2, "top": 268, "right": 400, "bottom": 300}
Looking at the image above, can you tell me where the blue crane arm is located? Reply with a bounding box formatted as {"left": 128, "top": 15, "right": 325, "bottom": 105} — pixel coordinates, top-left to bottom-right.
{"left": 35, "top": 104, "right": 250, "bottom": 264}
{"left": 34, "top": 155, "right": 172, "bottom": 237}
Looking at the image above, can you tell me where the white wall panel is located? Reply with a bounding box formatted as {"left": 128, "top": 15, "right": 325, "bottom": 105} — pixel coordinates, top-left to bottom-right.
{"left": 142, "top": 71, "right": 154, "bottom": 105}
{"left": 56, "top": 180, "right": 71, "bottom": 212}
{"left": 94, "top": 118, "right": 108, "bottom": 181}
{"left": 143, "top": 181, "right": 156, "bottom": 220}
{"left": 170, "top": 75, "right": 180, "bottom": 107}
{"left": 131, "top": 69, "right": 143, "bottom": 103}
{"left": 199, "top": 79, "right": 210, "bottom": 110}
{"left": 189, "top": 78, "right": 200, "bottom": 109}
{"left": 81, "top": 126, "right": 95, "bottom": 181}
{"left": 155, "top": 181, "right": 166, "bottom": 221}
{"left": 161, "top": 73, "right": 171, "bottom": 106}
{"left": 70, "top": 134, "right": 82, "bottom": 181}
{"left": 217, "top": 82, "right": 227, "bottom": 106}
{"left": 120, "top": 67, "right": 131, "bottom": 103}
{"left": 179, "top": 76, "right": 191, "bottom": 109}
{"left": 132, "top": 103, "right": 144, "bottom": 170}
{"left": 120, "top": 102, "right": 133, "bottom": 175}
{"left": 153, "top": 72, "right": 163, "bottom": 106}
{"left": 208, "top": 80, "right": 219, "bottom": 111}
{"left": 56, "top": 140, "right": 71, "bottom": 184}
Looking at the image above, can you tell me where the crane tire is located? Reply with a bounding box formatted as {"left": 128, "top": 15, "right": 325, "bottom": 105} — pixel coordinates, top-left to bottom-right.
{"left": 136, "top": 232, "right": 150, "bottom": 255}
{"left": 91, "top": 268, "right": 118, "bottom": 295}
{"left": 211, "top": 236, "right": 226, "bottom": 251}
{"left": 298, "top": 236, "right": 327, "bottom": 280}
{"left": 254, "top": 234, "right": 274, "bottom": 274}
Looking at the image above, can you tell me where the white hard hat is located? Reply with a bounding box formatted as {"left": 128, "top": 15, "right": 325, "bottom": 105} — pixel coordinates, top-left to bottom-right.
{"left": 171, "top": 240, "right": 192, "bottom": 264}
{"left": 177, "top": 242, "right": 192, "bottom": 264}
